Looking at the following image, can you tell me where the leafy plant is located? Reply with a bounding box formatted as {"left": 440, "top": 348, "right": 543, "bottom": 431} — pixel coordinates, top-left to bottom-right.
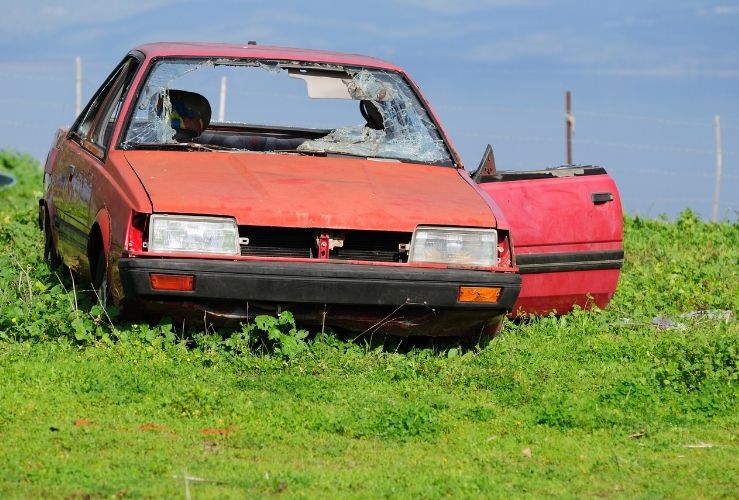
{"left": 0, "top": 146, "right": 738, "bottom": 497}
{"left": 650, "top": 329, "right": 738, "bottom": 391}
{"left": 253, "top": 311, "right": 310, "bottom": 360}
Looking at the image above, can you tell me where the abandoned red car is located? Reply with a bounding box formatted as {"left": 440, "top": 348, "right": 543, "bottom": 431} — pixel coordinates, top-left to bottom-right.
{"left": 40, "top": 42, "right": 622, "bottom": 337}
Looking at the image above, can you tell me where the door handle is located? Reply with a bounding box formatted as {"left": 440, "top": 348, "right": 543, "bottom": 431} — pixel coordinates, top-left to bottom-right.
{"left": 67, "top": 164, "right": 76, "bottom": 180}
{"left": 591, "top": 192, "right": 613, "bottom": 204}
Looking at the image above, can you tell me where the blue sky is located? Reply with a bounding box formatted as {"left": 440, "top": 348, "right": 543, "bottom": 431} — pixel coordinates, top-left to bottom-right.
{"left": 1, "top": 0, "right": 737, "bottom": 219}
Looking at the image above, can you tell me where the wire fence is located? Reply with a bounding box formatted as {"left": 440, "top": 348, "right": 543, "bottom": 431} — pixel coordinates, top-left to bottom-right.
{"left": 1, "top": 63, "right": 736, "bottom": 221}
{"left": 439, "top": 100, "right": 736, "bottom": 220}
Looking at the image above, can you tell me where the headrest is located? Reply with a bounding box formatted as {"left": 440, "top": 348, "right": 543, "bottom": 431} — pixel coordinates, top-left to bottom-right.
{"left": 360, "top": 99, "right": 384, "bottom": 130}
{"left": 158, "top": 89, "right": 211, "bottom": 140}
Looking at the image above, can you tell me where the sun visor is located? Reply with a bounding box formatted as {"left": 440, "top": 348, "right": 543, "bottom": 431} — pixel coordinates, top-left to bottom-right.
{"left": 288, "top": 68, "right": 353, "bottom": 99}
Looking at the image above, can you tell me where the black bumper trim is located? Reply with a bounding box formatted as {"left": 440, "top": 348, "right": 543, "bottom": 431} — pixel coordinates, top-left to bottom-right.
{"left": 118, "top": 258, "right": 521, "bottom": 310}
{"left": 517, "top": 250, "right": 623, "bottom": 274}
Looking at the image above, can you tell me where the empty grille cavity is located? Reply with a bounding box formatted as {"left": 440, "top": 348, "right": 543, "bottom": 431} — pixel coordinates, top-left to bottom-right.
{"left": 238, "top": 226, "right": 410, "bottom": 262}
{"left": 239, "top": 226, "right": 312, "bottom": 258}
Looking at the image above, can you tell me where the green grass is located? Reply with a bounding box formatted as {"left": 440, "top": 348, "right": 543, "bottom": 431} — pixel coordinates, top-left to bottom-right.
{"left": 0, "top": 150, "right": 737, "bottom": 498}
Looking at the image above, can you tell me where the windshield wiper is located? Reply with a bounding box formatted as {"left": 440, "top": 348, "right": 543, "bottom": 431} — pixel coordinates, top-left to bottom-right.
{"left": 272, "top": 148, "right": 375, "bottom": 160}
{"left": 271, "top": 148, "right": 328, "bottom": 156}
{"left": 122, "top": 142, "right": 239, "bottom": 152}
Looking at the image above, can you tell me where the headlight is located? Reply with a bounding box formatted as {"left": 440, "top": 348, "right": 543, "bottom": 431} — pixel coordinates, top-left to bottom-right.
{"left": 148, "top": 214, "right": 239, "bottom": 255}
{"left": 409, "top": 226, "right": 497, "bottom": 267}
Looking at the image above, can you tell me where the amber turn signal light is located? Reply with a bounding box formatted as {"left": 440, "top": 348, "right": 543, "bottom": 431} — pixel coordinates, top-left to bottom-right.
{"left": 458, "top": 286, "right": 501, "bottom": 303}
{"left": 150, "top": 273, "right": 195, "bottom": 291}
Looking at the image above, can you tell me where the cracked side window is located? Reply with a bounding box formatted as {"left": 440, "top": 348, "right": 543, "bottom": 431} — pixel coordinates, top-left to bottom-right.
{"left": 73, "top": 56, "right": 138, "bottom": 155}
{"left": 89, "top": 59, "right": 139, "bottom": 149}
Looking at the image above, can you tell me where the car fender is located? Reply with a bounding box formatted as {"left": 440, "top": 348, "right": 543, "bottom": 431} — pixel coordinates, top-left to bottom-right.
{"left": 92, "top": 207, "right": 112, "bottom": 257}
{"left": 44, "top": 128, "right": 67, "bottom": 176}
{"left": 41, "top": 130, "right": 66, "bottom": 219}
{"left": 456, "top": 168, "right": 510, "bottom": 231}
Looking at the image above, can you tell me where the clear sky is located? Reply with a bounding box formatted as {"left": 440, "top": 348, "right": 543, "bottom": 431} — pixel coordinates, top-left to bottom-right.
{"left": 1, "top": 0, "right": 737, "bottom": 220}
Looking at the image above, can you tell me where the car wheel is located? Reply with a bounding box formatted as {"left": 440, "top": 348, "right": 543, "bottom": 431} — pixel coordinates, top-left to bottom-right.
{"left": 43, "top": 209, "right": 62, "bottom": 269}
{"left": 92, "top": 247, "right": 111, "bottom": 309}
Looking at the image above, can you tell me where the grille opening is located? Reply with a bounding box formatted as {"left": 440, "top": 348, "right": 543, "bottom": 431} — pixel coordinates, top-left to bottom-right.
{"left": 238, "top": 226, "right": 411, "bottom": 262}
{"left": 239, "top": 226, "right": 313, "bottom": 258}
{"left": 331, "top": 230, "right": 410, "bottom": 262}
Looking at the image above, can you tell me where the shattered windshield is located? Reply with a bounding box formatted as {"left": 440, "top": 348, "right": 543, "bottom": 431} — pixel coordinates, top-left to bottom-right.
{"left": 121, "top": 58, "right": 453, "bottom": 164}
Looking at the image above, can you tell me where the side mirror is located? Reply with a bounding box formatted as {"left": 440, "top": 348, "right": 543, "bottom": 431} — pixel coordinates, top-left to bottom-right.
{"left": 471, "top": 144, "right": 496, "bottom": 183}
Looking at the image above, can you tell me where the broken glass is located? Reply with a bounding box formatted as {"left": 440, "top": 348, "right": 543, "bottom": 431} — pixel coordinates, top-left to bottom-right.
{"left": 122, "top": 60, "right": 214, "bottom": 146}
{"left": 298, "top": 70, "right": 450, "bottom": 163}
{"left": 120, "top": 58, "right": 453, "bottom": 165}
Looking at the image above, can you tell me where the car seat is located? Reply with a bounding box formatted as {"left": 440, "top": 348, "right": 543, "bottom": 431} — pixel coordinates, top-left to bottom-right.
{"left": 156, "top": 89, "right": 211, "bottom": 141}
{"left": 360, "top": 100, "right": 384, "bottom": 130}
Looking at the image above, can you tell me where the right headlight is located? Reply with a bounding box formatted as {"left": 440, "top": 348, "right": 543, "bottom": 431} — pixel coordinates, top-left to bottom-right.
{"left": 409, "top": 226, "right": 497, "bottom": 267}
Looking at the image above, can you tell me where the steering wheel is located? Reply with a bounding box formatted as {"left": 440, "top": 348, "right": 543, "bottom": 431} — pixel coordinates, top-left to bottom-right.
{"left": 360, "top": 100, "right": 384, "bottom": 130}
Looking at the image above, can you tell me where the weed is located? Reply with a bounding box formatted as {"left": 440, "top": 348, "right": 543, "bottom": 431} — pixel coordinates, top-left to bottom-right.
{"left": 0, "top": 150, "right": 737, "bottom": 497}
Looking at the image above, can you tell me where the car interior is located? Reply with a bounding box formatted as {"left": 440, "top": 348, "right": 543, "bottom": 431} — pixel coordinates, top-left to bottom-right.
{"left": 163, "top": 88, "right": 386, "bottom": 152}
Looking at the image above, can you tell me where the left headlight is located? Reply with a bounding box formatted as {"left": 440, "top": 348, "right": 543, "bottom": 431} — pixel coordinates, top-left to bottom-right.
{"left": 148, "top": 214, "right": 240, "bottom": 255}
{"left": 409, "top": 226, "right": 497, "bottom": 267}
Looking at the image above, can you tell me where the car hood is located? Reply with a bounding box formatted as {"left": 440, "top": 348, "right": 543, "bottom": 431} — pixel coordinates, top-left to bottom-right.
{"left": 123, "top": 151, "right": 495, "bottom": 232}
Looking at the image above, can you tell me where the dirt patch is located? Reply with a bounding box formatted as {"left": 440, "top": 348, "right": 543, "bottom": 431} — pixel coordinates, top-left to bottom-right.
{"left": 139, "top": 422, "right": 171, "bottom": 433}
{"left": 200, "top": 426, "right": 237, "bottom": 436}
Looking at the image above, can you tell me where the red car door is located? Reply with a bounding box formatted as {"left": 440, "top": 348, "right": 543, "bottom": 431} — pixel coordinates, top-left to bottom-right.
{"left": 51, "top": 56, "right": 140, "bottom": 274}
{"left": 475, "top": 153, "right": 623, "bottom": 315}
{"left": 51, "top": 141, "right": 95, "bottom": 271}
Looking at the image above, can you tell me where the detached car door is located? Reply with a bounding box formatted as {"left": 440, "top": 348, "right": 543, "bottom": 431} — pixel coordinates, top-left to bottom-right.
{"left": 476, "top": 164, "right": 623, "bottom": 315}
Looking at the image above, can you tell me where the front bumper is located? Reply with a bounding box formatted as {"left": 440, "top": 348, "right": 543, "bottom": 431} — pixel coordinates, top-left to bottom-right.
{"left": 118, "top": 258, "right": 521, "bottom": 336}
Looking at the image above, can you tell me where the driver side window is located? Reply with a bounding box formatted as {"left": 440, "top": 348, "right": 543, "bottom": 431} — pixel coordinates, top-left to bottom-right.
{"left": 73, "top": 56, "right": 139, "bottom": 156}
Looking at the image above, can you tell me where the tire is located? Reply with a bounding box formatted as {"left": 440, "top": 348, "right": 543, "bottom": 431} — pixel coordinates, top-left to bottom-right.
{"left": 43, "top": 209, "right": 62, "bottom": 269}
{"left": 92, "top": 247, "right": 111, "bottom": 309}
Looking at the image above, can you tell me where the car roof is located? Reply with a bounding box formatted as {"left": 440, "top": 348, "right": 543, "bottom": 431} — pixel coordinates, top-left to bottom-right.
{"left": 133, "top": 42, "right": 404, "bottom": 72}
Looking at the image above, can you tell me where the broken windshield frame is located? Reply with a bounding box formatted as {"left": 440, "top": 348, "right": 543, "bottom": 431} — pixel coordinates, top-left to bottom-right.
{"left": 118, "top": 57, "right": 455, "bottom": 166}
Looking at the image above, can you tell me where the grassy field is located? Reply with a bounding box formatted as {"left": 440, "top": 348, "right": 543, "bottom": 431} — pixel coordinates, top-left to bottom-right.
{"left": 0, "top": 150, "right": 737, "bottom": 498}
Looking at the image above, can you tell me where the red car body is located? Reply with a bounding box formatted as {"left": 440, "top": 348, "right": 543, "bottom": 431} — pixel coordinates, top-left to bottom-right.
{"left": 40, "top": 42, "right": 622, "bottom": 336}
{"left": 477, "top": 166, "right": 623, "bottom": 315}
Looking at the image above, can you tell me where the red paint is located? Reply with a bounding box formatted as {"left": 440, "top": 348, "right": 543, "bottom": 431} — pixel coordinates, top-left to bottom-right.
{"left": 123, "top": 151, "right": 496, "bottom": 232}
{"left": 480, "top": 170, "right": 623, "bottom": 314}
{"left": 481, "top": 174, "right": 622, "bottom": 249}
{"left": 42, "top": 41, "right": 625, "bottom": 330}
{"left": 317, "top": 233, "right": 330, "bottom": 259}
{"left": 135, "top": 42, "right": 407, "bottom": 72}
{"left": 92, "top": 208, "right": 111, "bottom": 255}
{"left": 514, "top": 269, "right": 621, "bottom": 315}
